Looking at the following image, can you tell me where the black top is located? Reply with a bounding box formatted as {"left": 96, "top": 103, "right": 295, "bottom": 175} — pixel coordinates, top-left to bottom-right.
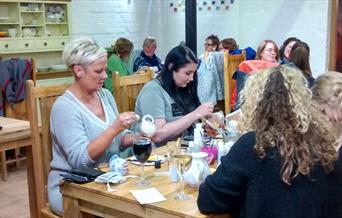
{"left": 198, "top": 131, "right": 342, "bottom": 218}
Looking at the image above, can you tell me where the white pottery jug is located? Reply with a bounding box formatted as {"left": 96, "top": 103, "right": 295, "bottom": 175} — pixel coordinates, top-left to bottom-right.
{"left": 140, "top": 115, "right": 156, "bottom": 137}
{"left": 183, "top": 152, "right": 211, "bottom": 188}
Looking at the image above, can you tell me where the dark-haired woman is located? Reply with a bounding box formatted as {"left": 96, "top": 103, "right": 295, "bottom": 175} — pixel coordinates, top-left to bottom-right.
{"left": 279, "top": 37, "right": 301, "bottom": 62}
{"left": 198, "top": 65, "right": 342, "bottom": 217}
{"left": 134, "top": 45, "right": 214, "bottom": 145}
{"left": 288, "top": 41, "right": 315, "bottom": 88}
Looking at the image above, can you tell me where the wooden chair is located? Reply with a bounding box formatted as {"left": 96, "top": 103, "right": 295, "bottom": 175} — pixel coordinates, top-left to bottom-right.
{"left": 223, "top": 51, "right": 246, "bottom": 114}
{"left": 0, "top": 58, "right": 36, "bottom": 181}
{"left": 112, "top": 69, "right": 153, "bottom": 112}
{"left": 26, "top": 79, "right": 70, "bottom": 218}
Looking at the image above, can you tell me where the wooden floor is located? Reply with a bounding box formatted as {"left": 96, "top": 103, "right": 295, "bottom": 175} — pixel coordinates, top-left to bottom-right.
{"left": 0, "top": 164, "right": 30, "bottom": 218}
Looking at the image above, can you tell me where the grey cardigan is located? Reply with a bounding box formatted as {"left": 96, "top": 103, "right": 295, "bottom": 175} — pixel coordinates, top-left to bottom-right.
{"left": 48, "top": 88, "right": 129, "bottom": 215}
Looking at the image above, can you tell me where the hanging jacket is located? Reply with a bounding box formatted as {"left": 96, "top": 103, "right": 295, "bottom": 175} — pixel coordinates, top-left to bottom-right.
{"left": 0, "top": 58, "right": 33, "bottom": 116}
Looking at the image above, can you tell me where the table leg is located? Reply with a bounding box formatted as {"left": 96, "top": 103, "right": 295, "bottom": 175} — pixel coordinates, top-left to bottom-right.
{"left": 1, "top": 151, "right": 8, "bottom": 181}
{"left": 15, "top": 148, "right": 21, "bottom": 168}
{"left": 63, "top": 195, "right": 82, "bottom": 218}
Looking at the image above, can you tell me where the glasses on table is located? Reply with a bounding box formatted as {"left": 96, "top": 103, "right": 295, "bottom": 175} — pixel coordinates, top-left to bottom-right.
{"left": 132, "top": 138, "right": 152, "bottom": 186}
{"left": 172, "top": 148, "right": 192, "bottom": 200}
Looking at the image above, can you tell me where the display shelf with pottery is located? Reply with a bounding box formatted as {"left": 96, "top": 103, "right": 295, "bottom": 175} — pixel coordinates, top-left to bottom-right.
{"left": 0, "top": 0, "right": 71, "bottom": 54}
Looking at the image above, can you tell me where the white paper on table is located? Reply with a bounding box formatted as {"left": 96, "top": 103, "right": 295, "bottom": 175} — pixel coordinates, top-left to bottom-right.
{"left": 129, "top": 187, "right": 166, "bottom": 204}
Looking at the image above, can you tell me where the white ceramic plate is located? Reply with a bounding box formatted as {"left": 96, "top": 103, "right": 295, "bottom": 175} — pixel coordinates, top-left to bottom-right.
{"left": 130, "top": 155, "right": 166, "bottom": 166}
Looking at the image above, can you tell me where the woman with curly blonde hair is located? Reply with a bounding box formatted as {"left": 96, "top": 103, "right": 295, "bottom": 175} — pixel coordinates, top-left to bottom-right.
{"left": 198, "top": 65, "right": 342, "bottom": 218}
{"left": 312, "top": 71, "right": 342, "bottom": 151}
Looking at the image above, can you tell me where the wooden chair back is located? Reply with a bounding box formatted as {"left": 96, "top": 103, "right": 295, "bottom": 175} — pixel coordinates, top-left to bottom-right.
{"left": 112, "top": 70, "right": 153, "bottom": 112}
{"left": 26, "top": 80, "right": 70, "bottom": 218}
{"left": 4, "top": 58, "right": 36, "bottom": 120}
{"left": 223, "top": 51, "right": 246, "bottom": 114}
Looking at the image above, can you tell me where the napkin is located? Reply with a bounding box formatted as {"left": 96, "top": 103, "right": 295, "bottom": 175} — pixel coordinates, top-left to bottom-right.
{"left": 109, "top": 154, "right": 128, "bottom": 175}
{"left": 129, "top": 188, "right": 166, "bottom": 204}
{"left": 94, "top": 172, "right": 127, "bottom": 192}
{"left": 94, "top": 172, "right": 126, "bottom": 184}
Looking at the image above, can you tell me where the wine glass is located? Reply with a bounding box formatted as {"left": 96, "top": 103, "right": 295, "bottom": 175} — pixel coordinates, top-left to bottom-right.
{"left": 172, "top": 151, "right": 193, "bottom": 200}
{"left": 132, "top": 138, "right": 152, "bottom": 186}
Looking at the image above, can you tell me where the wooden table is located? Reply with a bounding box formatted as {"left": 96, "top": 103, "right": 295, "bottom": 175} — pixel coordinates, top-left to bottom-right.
{"left": 61, "top": 146, "right": 207, "bottom": 218}
{"left": 0, "top": 117, "right": 36, "bottom": 218}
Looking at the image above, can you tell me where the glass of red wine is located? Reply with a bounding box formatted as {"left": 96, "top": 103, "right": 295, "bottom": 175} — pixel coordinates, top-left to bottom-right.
{"left": 132, "top": 137, "right": 152, "bottom": 186}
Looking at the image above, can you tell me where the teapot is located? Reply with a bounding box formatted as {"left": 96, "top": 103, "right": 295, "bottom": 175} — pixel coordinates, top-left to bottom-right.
{"left": 183, "top": 152, "right": 211, "bottom": 188}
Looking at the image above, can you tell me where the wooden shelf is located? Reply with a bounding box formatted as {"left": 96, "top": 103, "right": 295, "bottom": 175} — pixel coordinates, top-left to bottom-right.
{"left": 46, "top": 22, "right": 67, "bottom": 25}
{"left": 21, "top": 24, "right": 44, "bottom": 27}
{"left": 20, "top": 10, "right": 43, "bottom": 13}
{"left": 0, "top": 1, "right": 71, "bottom": 54}
{"left": 0, "top": 22, "right": 19, "bottom": 25}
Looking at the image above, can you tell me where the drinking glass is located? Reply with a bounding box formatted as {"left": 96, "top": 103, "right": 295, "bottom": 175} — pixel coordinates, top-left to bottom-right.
{"left": 132, "top": 138, "right": 152, "bottom": 186}
{"left": 172, "top": 151, "right": 192, "bottom": 200}
{"left": 166, "top": 141, "right": 180, "bottom": 168}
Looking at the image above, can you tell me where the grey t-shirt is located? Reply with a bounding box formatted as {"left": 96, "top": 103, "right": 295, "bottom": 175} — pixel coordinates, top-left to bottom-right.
{"left": 134, "top": 79, "right": 185, "bottom": 143}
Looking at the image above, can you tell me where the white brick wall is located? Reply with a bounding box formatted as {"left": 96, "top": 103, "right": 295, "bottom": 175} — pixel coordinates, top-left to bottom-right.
{"left": 71, "top": 0, "right": 330, "bottom": 77}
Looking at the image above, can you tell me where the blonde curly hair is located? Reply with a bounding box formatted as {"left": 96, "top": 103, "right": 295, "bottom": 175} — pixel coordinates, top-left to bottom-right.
{"left": 312, "top": 72, "right": 342, "bottom": 120}
{"left": 312, "top": 71, "right": 342, "bottom": 141}
{"left": 240, "top": 65, "right": 338, "bottom": 185}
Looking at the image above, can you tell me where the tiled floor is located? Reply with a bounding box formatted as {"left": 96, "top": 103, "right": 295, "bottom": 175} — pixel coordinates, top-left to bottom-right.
{"left": 0, "top": 164, "right": 30, "bottom": 218}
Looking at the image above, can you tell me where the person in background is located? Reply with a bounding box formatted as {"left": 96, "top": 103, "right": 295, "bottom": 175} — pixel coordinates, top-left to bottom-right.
{"left": 204, "top": 34, "right": 220, "bottom": 52}
{"left": 133, "top": 36, "right": 163, "bottom": 73}
{"left": 255, "top": 39, "right": 279, "bottom": 63}
{"left": 104, "top": 37, "right": 133, "bottom": 93}
{"left": 198, "top": 65, "right": 342, "bottom": 217}
{"left": 48, "top": 37, "right": 140, "bottom": 215}
{"left": 312, "top": 71, "right": 342, "bottom": 154}
{"left": 220, "top": 37, "right": 256, "bottom": 60}
{"left": 134, "top": 45, "right": 214, "bottom": 145}
{"left": 279, "top": 37, "right": 301, "bottom": 63}
{"left": 287, "top": 41, "right": 315, "bottom": 87}
{"left": 220, "top": 38, "right": 238, "bottom": 52}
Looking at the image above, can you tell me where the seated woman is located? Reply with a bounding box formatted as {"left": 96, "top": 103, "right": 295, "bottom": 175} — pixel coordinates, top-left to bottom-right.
{"left": 133, "top": 36, "right": 163, "bottom": 72}
{"left": 255, "top": 39, "right": 279, "bottom": 63}
{"left": 279, "top": 37, "right": 301, "bottom": 63}
{"left": 104, "top": 37, "right": 133, "bottom": 93}
{"left": 198, "top": 65, "right": 342, "bottom": 217}
{"left": 220, "top": 37, "right": 256, "bottom": 60}
{"left": 312, "top": 71, "right": 342, "bottom": 153}
{"left": 134, "top": 45, "right": 214, "bottom": 145}
{"left": 287, "top": 41, "right": 315, "bottom": 87}
{"left": 48, "top": 37, "right": 140, "bottom": 215}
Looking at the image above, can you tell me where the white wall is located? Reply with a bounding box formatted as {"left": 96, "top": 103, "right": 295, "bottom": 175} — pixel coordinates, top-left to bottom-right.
{"left": 71, "top": 0, "right": 330, "bottom": 77}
